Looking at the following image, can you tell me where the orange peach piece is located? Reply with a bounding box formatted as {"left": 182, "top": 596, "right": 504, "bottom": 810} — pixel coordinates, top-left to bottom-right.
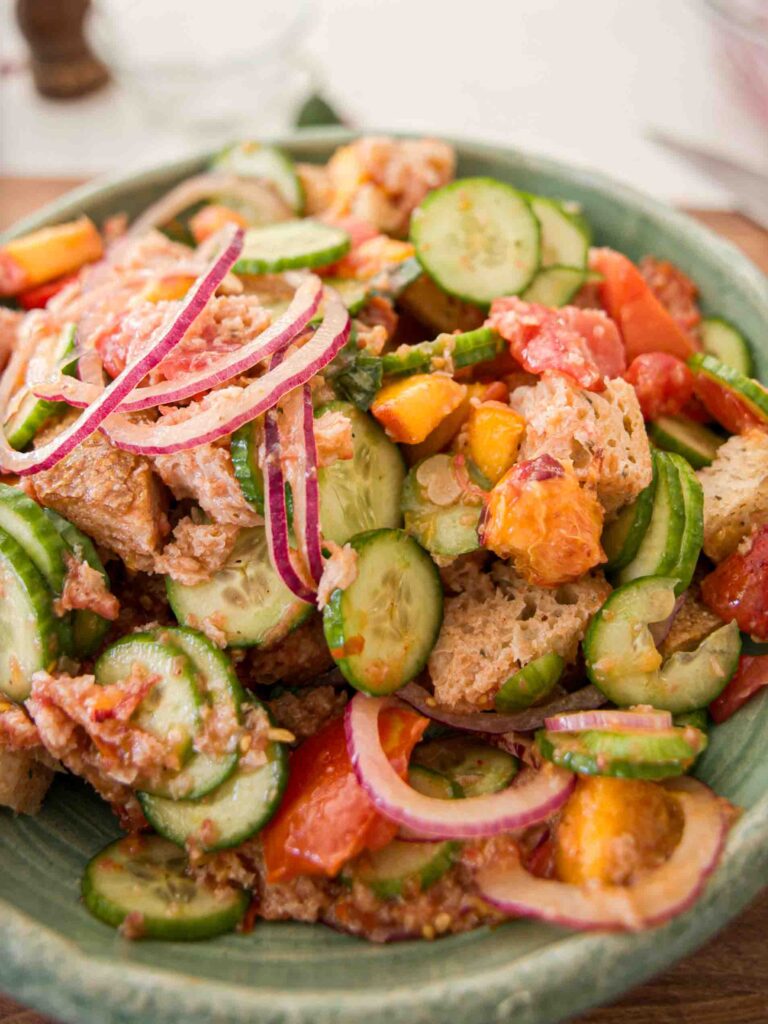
{"left": 371, "top": 374, "right": 467, "bottom": 445}
{"left": 555, "top": 776, "right": 683, "bottom": 886}
{"left": 402, "top": 381, "right": 505, "bottom": 465}
{"left": 0, "top": 216, "right": 102, "bottom": 295}
{"left": 467, "top": 401, "right": 525, "bottom": 485}
{"left": 189, "top": 204, "right": 249, "bottom": 245}
{"left": 140, "top": 274, "right": 197, "bottom": 303}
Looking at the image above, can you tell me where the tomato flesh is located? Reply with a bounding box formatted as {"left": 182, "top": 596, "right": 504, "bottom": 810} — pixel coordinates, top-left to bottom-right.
{"left": 701, "top": 524, "right": 768, "bottom": 641}
{"left": 17, "top": 273, "right": 77, "bottom": 310}
{"left": 709, "top": 654, "right": 768, "bottom": 723}
{"left": 623, "top": 352, "right": 694, "bottom": 420}
{"left": 693, "top": 373, "right": 767, "bottom": 434}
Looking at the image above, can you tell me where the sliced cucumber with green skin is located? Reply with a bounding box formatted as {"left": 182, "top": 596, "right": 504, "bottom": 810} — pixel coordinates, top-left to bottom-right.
{"left": 141, "top": 627, "right": 244, "bottom": 801}
{"left": 230, "top": 418, "right": 264, "bottom": 513}
{"left": 407, "top": 763, "right": 464, "bottom": 799}
{"left": 666, "top": 454, "right": 703, "bottom": 595}
{"left": 700, "top": 317, "right": 753, "bottom": 376}
{"left": 402, "top": 454, "right": 482, "bottom": 558}
{"left": 0, "top": 528, "right": 58, "bottom": 701}
{"left": 602, "top": 469, "right": 657, "bottom": 572}
{"left": 3, "top": 322, "right": 77, "bottom": 451}
{"left": 82, "top": 835, "right": 248, "bottom": 940}
{"left": 674, "top": 708, "right": 710, "bottom": 733}
{"left": 323, "top": 529, "right": 443, "bottom": 695}
{"left": 494, "top": 653, "right": 565, "bottom": 712}
{"left": 410, "top": 178, "right": 541, "bottom": 307}
{"left": 43, "top": 509, "right": 112, "bottom": 657}
{"left": 649, "top": 416, "right": 725, "bottom": 469}
{"left": 380, "top": 326, "right": 504, "bottom": 378}
{"left": 212, "top": 141, "right": 304, "bottom": 214}
{"left": 375, "top": 255, "right": 423, "bottom": 298}
{"left": 616, "top": 452, "right": 684, "bottom": 585}
{"left": 95, "top": 634, "right": 202, "bottom": 772}
{"left": 688, "top": 352, "right": 768, "bottom": 423}
{"left": 412, "top": 736, "right": 518, "bottom": 797}
{"left": 139, "top": 730, "right": 287, "bottom": 852}
{"left": 234, "top": 220, "right": 350, "bottom": 275}
{"left": 527, "top": 195, "right": 590, "bottom": 269}
{"left": 318, "top": 402, "right": 406, "bottom": 546}
{"left": 536, "top": 726, "right": 706, "bottom": 780}
{"left": 167, "top": 526, "right": 312, "bottom": 648}
{"left": 342, "top": 839, "right": 459, "bottom": 900}
{"left": 584, "top": 576, "right": 742, "bottom": 713}
{"left": 324, "top": 278, "right": 371, "bottom": 316}
{"left": 521, "top": 265, "right": 586, "bottom": 306}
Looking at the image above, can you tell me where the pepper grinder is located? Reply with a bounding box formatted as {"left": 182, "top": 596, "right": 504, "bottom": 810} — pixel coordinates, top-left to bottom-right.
{"left": 15, "top": 0, "right": 109, "bottom": 99}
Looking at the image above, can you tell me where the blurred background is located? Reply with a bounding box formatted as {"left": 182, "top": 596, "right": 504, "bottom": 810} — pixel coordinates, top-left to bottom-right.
{"left": 0, "top": 0, "right": 767, "bottom": 207}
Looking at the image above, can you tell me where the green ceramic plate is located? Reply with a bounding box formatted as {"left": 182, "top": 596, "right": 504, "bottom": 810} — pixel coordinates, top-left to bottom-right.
{"left": 1, "top": 130, "right": 767, "bottom": 1024}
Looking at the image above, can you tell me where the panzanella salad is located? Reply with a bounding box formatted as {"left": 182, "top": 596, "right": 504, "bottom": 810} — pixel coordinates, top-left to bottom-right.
{"left": 0, "top": 135, "right": 765, "bottom": 943}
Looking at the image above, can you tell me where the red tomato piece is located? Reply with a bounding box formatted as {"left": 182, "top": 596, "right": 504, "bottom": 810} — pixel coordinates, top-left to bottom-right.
{"left": 701, "top": 524, "right": 768, "bottom": 640}
{"left": 692, "top": 372, "right": 767, "bottom": 434}
{"left": 709, "top": 654, "right": 768, "bottom": 724}
{"left": 557, "top": 307, "right": 626, "bottom": 379}
{"left": 638, "top": 256, "right": 701, "bottom": 335}
{"left": 17, "top": 273, "right": 78, "bottom": 310}
{"left": 623, "top": 352, "right": 695, "bottom": 420}
{"left": 590, "top": 248, "right": 697, "bottom": 362}
{"left": 261, "top": 708, "right": 428, "bottom": 883}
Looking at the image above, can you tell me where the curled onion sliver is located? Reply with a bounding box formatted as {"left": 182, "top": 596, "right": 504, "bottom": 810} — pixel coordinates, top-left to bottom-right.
{"left": 0, "top": 224, "right": 243, "bottom": 476}
{"left": 398, "top": 682, "right": 605, "bottom": 734}
{"left": 35, "top": 275, "right": 324, "bottom": 413}
{"left": 345, "top": 694, "right": 575, "bottom": 839}
{"left": 302, "top": 382, "right": 323, "bottom": 584}
{"left": 544, "top": 708, "right": 674, "bottom": 733}
{"left": 475, "top": 777, "right": 727, "bottom": 931}
{"left": 101, "top": 291, "right": 351, "bottom": 455}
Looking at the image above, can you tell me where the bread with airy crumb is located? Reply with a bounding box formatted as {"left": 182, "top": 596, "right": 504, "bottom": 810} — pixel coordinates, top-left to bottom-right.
{"left": 697, "top": 429, "right": 768, "bottom": 562}
{"left": 0, "top": 748, "right": 53, "bottom": 814}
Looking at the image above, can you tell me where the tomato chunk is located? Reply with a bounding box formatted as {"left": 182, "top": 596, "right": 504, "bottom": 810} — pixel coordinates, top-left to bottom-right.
{"left": 701, "top": 524, "right": 768, "bottom": 640}
{"left": 693, "top": 372, "right": 766, "bottom": 434}
{"left": 261, "top": 708, "right": 428, "bottom": 883}
{"left": 591, "top": 248, "right": 697, "bottom": 362}
{"left": 623, "top": 352, "right": 695, "bottom": 420}
{"left": 709, "top": 654, "right": 768, "bottom": 723}
{"left": 638, "top": 256, "right": 701, "bottom": 335}
{"left": 17, "top": 273, "right": 78, "bottom": 310}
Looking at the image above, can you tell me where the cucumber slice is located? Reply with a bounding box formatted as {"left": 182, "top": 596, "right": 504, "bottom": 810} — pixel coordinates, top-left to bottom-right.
{"left": 666, "top": 454, "right": 703, "bottom": 595}
{"left": 407, "top": 764, "right": 464, "bottom": 799}
{"left": 584, "top": 576, "right": 742, "bottom": 713}
{"left": 412, "top": 736, "right": 518, "bottom": 797}
{"left": 142, "top": 627, "right": 243, "bottom": 801}
{"left": 95, "top": 634, "right": 202, "bottom": 770}
{"left": 602, "top": 469, "right": 657, "bottom": 572}
{"left": 401, "top": 454, "right": 482, "bottom": 557}
{"left": 380, "top": 326, "right": 503, "bottom": 378}
{"left": 536, "top": 726, "right": 706, "bottom": 780}
{"left": 82, "top": 835, "right": 248, "bottom": 940}
{"left": 494, "top": 652, "right": 565, "bottom": 712}
{"left": 323, "top": 528, "right": 443, "bottom": 695}
{"left": 378, "top": 256, "right": 423, "bottom": 298}
{"left": 212, "top": 141, "right": 304, "bottom": 214}
{"left": 167, "top": 526, "right": 312, "bottom": 648}
{"left": 688, "top": 352, "right": 768, "bottom": 424}
{"left": 521, "top": 265, "right": 586, "bottom": 306}
{"left": 700, "top": 317, "right": 753, "bottom": 376}
{"left": 649, "top": 416, "right": 725, "bottom": 469}
{"left": 317, "top": 402, "right": 406, "bottom": 546}
{"left": 139, "top": 728, "right": 287, "bottom": 852}
{"left": 43, "top": 509, "right": 112, "bottom": 657}
{"left": 410, "top": 178, "right": 540, "bottom": 306}
{"left": 342, "top": 839, "right": 458, "bottom": 900}
{"left": 674, "top": 708, "right": 710, "bottom": 733}
{"left": 234, "top": 220, "right": 350, "bottom": 275}
{"left": 527, "top": 195, "right": 590, "bottom": 269}
{"left": 0, "top": 528, "right": 58, "bottom": 701}
{"left": 324, "top": 278, "right": 371, "bottom": 316}
{"left": 230, "top": 418, "right": 264, "bottom": 513}
{"left": 616, "top": 451, "right": 684, "bottom": 585}
{"left": 3, "top": 322, "right": 77, "bottom": 451}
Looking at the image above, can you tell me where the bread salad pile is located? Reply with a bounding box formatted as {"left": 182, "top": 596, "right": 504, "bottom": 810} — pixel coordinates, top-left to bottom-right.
{"left": 0, "top": 136, "right": 765, "bottom": 944}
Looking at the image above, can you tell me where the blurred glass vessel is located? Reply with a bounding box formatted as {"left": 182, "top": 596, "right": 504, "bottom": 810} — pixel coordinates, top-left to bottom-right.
{"left": 702, "top": 0, "right": 768, "bottom": 126}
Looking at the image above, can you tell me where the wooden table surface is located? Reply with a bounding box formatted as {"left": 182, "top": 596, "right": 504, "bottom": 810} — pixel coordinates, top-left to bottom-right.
{"left": 0, "top": 180, "right": 766, "bottom": 1024}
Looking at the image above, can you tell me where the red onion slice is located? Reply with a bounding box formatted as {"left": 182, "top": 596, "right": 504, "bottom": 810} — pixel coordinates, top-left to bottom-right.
{"left": 0, "top": 224, "right": 243, "bottom": 476}
{"left": 127, "top": 173, "right": 291, "bottom": 237}
{"left": 101, "top": 291, "right": 351, "bottom": 455}
{"left": 35, "top": 275, "right": 324, "bottom": 413}
{"left": 544, "top": 708, "right": 674, "bottom": 733}
{"left": 345, "top": 694, "right": 575, "bottom": 839}
{"left": 301, "top": 382, "right": 324, "bottom": 583}
{"left": 398, "top": 682, "right": 606, "bottom": 734}
{"left": 475, "top": 777, "right": 727, "bottom": 931}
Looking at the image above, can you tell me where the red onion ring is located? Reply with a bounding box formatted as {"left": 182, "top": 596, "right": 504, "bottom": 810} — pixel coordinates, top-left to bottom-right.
{"left": 345, "top": 694, "right": 575, "bottom": 839}
{"left": 648, "top": 593, "right": 686, "bottom": 647}
{"left": 0, "top": 224, "right": 243, "bottom": 476}
{"left": 34, "top": 275, "right": 324, "bottom": 413}
{"left": 475, "top": 777, "right": 727, "bottom": 931}
{"left": 100, "top": 291, "right": 351, "bottom": 455}
{"left": 544, "top": 708, "right": 674, "bottom": 733}
{"left": 301, "top": 382, "right": 324, "bottom": 584}
{"left": 398, "top": 681, "right": 606, "bottom": 734}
